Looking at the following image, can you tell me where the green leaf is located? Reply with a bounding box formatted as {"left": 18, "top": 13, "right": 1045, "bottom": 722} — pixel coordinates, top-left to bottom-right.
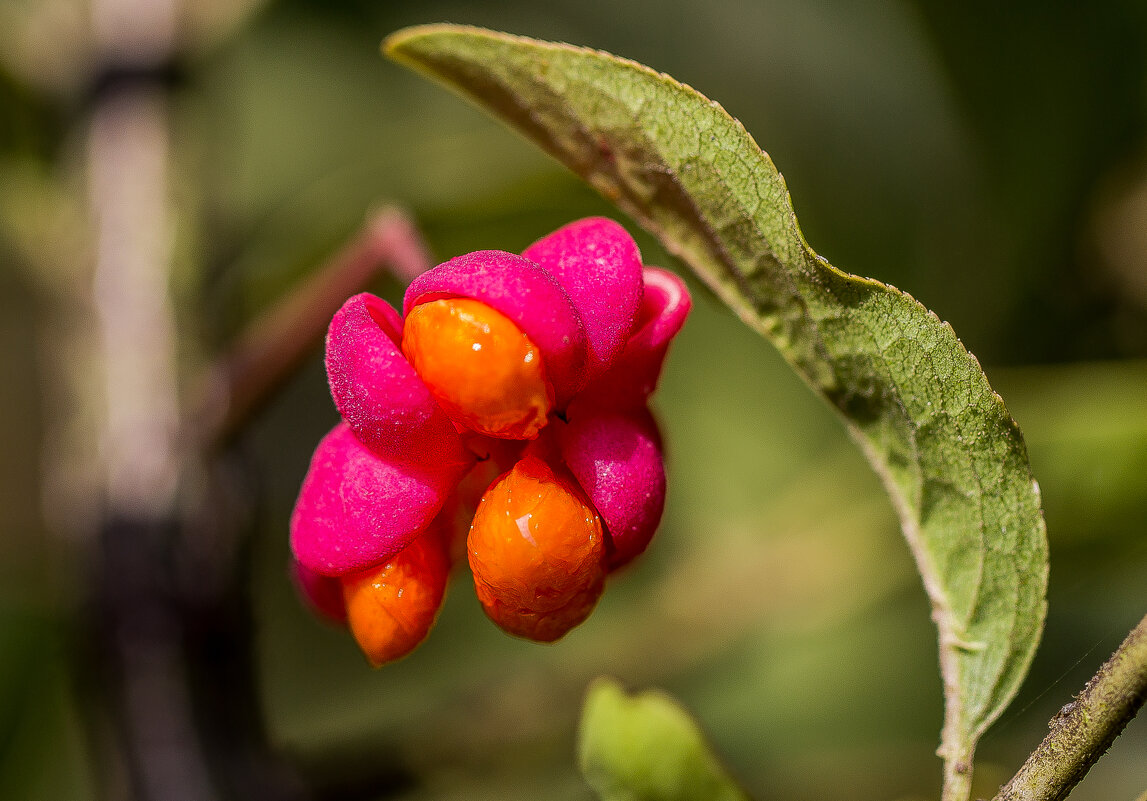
{"left": 384, "top": 25, "right": 1049, "bottom": 801}
{"left": 578, "top": 678, "right": 750, "bottom": 801}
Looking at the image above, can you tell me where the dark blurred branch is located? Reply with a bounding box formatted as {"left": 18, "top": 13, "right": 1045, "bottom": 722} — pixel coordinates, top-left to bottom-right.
{"left": 194, "top": 205, "right": 432, "bottom": 450}
{"left": 82, "top": 0, "right": 322, "bottom": 799}
{"left": 84, "top": 0, "right": 208, "bottom": 797}
{"left": 992, "top": 612, "right": 1147, "bottom": 801}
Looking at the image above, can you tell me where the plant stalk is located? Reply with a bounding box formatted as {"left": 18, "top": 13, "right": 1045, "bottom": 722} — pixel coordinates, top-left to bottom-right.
{"left": 992, "top": 612, "right": 1147, "bottom": 801}
{"left": 943, "top": 758, "right": 974, "bottom": 801}
{"left": 193, "top": 205, "right": 431, "bottom": 449}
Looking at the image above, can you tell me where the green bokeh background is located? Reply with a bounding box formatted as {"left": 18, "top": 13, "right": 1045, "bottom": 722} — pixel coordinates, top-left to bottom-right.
{"left": 1, "top": 1, "right": 1146, "bottom": 799}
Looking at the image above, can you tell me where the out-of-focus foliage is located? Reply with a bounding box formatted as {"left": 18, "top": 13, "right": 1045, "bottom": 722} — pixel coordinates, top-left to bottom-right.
{"left": 0, "top": 1, "right": 1145, "bottom": 800}
{"left": 578, "top": 678, "right": 749, "bottom": 801}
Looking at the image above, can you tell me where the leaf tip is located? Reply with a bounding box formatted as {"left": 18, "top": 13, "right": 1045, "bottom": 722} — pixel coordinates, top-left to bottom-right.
{"left": 382, "top": 23, "right": 434, "bottom": 64}
{"left": 382, "top": 23, "right": 497, "bottom": 64}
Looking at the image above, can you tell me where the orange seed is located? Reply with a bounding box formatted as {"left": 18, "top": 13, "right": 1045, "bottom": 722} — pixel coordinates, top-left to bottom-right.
{"left": 341, "top": 530, "right": 451, "bottom": 667}
{"left": 467, "top": 455, "right": 605, "bottom": 642}
{"left": 402, "top": 298, "right": 553, "bottom": 439}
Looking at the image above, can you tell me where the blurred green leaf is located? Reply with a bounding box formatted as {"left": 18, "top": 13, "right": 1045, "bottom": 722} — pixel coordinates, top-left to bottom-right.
{"left": 578, "top": 678, "right": 749, "bottom": 801}
{"left": 385, "top": 25, "right": 1048, "bottom": 800}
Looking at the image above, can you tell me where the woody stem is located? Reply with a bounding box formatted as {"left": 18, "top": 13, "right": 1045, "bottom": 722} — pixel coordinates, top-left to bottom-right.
{"left": 992, "top": 612, "right": 1147, "bottom": 801}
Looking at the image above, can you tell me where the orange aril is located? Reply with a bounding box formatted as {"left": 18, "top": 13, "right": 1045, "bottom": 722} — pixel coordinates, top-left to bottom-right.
{"left": 341, "top": 529, "right": 451, "bottom": 667}
{"left": 402, "top": 298, "right": 553, "bottom": 439}
{"left": 467, "top": 455, "right": 605, "bottom": 642}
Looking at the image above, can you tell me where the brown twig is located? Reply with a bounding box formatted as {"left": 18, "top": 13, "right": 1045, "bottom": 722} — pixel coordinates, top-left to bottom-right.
{"left": 194, "top": 205, "right": 433, "bottom": 449}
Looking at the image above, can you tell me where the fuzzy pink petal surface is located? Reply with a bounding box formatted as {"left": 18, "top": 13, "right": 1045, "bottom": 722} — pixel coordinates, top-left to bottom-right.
{"left": 559, "top": 408, "right": 666, "bottom": 571}
{"left": 522, "top": 218, "right": 643, "bottom": 379}
{"left": 326, "top": 293, "right": 469, "bottom": 468}
{"left": 577, "top": 268, "right": 692, "bottom": 409}
{"left": 291, "top": 423, "right": 455, "bottom": 577}
{"left": 404, "top": 250, "right": 588, "bottom": 407}
{"left": 291, "top": 558, "right": 347, "bottom": 623}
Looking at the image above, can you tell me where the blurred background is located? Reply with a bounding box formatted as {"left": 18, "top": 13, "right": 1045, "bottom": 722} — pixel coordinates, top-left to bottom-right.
{"left": 1, "top": 0, "right": 1146, "bottom": 800}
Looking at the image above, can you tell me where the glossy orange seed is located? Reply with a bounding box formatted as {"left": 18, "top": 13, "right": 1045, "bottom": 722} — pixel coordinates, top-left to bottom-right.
{"left": 402, "top": 298, "right": 553, "bottom": 440}
{"left": 467, "top": 455, "right": 605, "bottom": 642}
{"left": 341, "top": 529, "right": 451, "bottom": 667}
